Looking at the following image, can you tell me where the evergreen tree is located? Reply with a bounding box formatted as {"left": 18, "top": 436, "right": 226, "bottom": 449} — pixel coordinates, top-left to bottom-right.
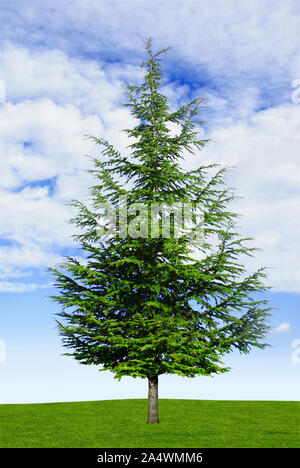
{"left": 50, "top": 39, "right": 271, "bottom": 424}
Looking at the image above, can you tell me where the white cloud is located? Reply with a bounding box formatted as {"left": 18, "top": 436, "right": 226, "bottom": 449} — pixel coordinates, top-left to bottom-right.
{"left": 0, "top": 43, "right": 129, "bottom": 113}
{"left": 0, "top": 281, "right": 49, "bottom": 293}
{"left": 0, "top": 98, "right": 103, "bottom": 189}
{"left": 194, "top": 104, "right": 300, "bottom": 292}
{"left": 0, "top": 98, "right": 103, "bottom": 280}
{"left": 0, "top": 46, "right": 138, "bottom": 290}
{"left": 2, "top": 0, "right": 300, "bottom": 92}
{"left": 271, "top": 322, "right": 291, "bottom": 334}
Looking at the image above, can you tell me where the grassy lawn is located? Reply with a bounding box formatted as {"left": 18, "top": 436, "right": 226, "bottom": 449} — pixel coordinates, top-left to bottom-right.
{"left": 0, "top": 399, "right": 299, "bottom": 448}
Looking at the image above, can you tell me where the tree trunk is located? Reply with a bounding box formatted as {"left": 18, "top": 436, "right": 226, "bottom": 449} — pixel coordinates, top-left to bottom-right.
{"left": 147, "top": 375, "right": 159, "bottom": 423}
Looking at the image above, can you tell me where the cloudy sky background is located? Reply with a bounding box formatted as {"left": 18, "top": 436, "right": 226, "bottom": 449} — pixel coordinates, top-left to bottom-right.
{"left": 0, "top": 0, "right": 299, "bottom": 403}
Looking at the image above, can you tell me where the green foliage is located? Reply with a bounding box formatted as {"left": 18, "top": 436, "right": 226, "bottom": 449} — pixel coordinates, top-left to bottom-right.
{"left": 50, "top": 38, "right": 271, "bottom": 381}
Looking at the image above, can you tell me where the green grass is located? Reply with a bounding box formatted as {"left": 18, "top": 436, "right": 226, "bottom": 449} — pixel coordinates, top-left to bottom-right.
{"left": 0, "top": 399, "right": 299, "bottom": 448}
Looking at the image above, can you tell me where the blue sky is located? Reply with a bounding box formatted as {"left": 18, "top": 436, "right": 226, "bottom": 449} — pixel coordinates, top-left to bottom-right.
{"left": 0, "top": 0, "right": 299, "bottom": 403}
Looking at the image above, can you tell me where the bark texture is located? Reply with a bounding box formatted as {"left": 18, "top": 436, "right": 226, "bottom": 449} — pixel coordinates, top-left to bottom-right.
{"left": 147, "top": 375, "right": 159, "bottom": 423}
